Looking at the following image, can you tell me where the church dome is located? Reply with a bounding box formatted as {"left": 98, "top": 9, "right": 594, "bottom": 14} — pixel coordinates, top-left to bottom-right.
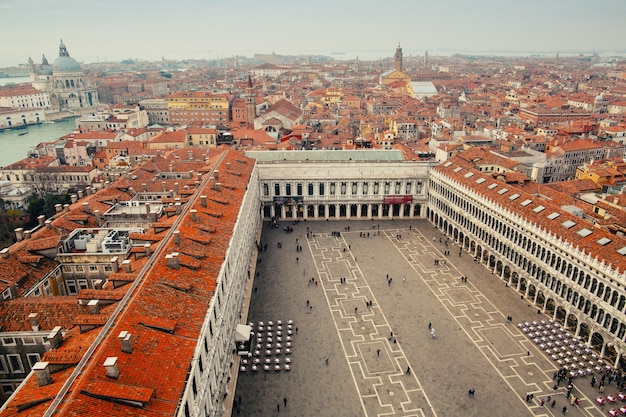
{"left": 38, "top": 55, "right": 53, "bottom": 75}
{"left": 53, "top": 55, "right": 81, "bottom": 72}
{"left": 52, "top": 40, "right": 81, "bottom": 72}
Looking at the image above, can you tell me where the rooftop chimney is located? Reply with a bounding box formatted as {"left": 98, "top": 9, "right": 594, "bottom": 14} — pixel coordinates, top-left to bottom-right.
{"left": 200, "top": 195, "right": 207, "bottom": 207}
{"left": 82, "top": 202, "right": 90, "bottom": 213}
{"left": 197, "top": 173, "right": 202, "bottom": 182}
{"left": 103, "top": 357, "right": 119, "bottom": 379}
{"left": 93, "top": 279, "right": 103, "bottom": 290}
{"left": 14, "top": 228, "right": 24, "bottom": 241}
{"left": 144, "top": 243, "right": 151, "bottom": 256}
{"left": 88, "top": 299, "right": 100, "bottom": 314}
{"left": 216, "top": 182, "right": 222, "bottom": 192}
{"left": 166, "top": 253, "right": 180, "bottom": 270}
{"left": 45, "top": 219, "right": 52, "bottom": 229}
{"left": 142, "top": 183, "right": 147, "bottom": 192}
{"left": 33, "top": 362, "right": 52, "bottom": 386}
{"left": 190, "top": 209, "right": 197, "bottom": 222}
{"left": 175, "top": 202, "right": 181, "bottom": 215}
{"left": 28, "top": 312, "right": 40, "bottom": 331}
{"left": 55, "top": 203, "right": 62, "bottom": 213}
{"left": 0, "top": 248, "right": 9, "bottom": 259}
{"left": 23, "top": 230, "right": 31, "bottom": 240}
{"left": 37, "top": 215, "right": 46, "bottom": 227}
{"left": 162, "top": 181, "right": 167, "bottom": 192}
{"left": 47, "top": 326, "right": 63, "bottom": 349}
{"left": 121, "top": 259, "right": 132, "bottom": 273}
{"left": 70, "top": 194, "right": 78, "bottom": 204}
{"left": 173, "top": 230, "right": 181, "bottom": 245}
{"left": 94, "top": 209, "right": 101, "bottom": 226}
{"left": 213, "top": 170, "right": 219, "bottom": 180}
{"left": 63, "top": 204, "right": 70, "bottom": 212}
{"left": 77, "top": 190, "right": 84, "bottom": 199}
{"left": 118, "top": 331, "right": 133, "bottom": 354}
{"left": 174, "top": 182, "right": 179, "bottom": 195}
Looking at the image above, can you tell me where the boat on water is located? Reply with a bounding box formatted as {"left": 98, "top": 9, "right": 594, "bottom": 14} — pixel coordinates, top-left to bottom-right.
{"left": 42, "top": 120, "right": 55, "bottom": 124}
{"left": 17, "top": 131, "right": 29, "bottom": 136}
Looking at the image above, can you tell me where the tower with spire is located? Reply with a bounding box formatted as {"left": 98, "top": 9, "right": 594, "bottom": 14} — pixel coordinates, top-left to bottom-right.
{"left": 245, "top": 75, "right": 256, "bottom": 126}
{"left": 394, "top": 43, "right": 403, "bottom": 72}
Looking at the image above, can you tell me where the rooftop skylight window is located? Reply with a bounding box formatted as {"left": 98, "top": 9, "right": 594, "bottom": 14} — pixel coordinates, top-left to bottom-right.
{"left": 533, "top": 205, "right": 546, "bottom": 213}
{"left": 520, "top": 199, "right": 532, "bottom": 206}
{"left": 488, "top": 183, "right": 498, "bottom": 189}
{"left": 476, "top": 178, "right": 486, "bottom": 184}
{"left": 576, "top": 228, "right": 593, "bottom": 237}
{"left": 497, "top": 188, "right": 508, "bottom": 195}
{"left": 509, "top": 194, "right": 520, "bottom": 201}
{"left": 562, "top": 220, "right": 576, "bottom": 229}
{"left": 547, "top": 212, "right": 560, "bottom": 220}
{"left": 464, "top": 172, "right": 474, "bottom": 178}
{"left": 597, "top": 237, "right": 611, "bottom": 246}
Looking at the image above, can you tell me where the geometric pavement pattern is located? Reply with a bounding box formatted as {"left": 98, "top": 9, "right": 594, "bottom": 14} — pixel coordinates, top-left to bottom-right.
{"left": 308, "top": 227, "right": 603, "bottom": 417}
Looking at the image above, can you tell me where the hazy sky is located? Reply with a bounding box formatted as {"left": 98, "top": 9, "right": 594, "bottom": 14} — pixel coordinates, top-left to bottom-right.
{"left": 1, "top": 0, "right": 625, "bottom": 67}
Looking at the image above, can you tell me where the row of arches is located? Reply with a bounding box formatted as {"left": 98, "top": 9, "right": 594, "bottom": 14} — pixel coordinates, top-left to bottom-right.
{"left": 427, "top": 183, "right": 626, "bottom": 369}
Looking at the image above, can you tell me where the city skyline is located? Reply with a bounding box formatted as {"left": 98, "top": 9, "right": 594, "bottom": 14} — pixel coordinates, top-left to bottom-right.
{"left": 1, "top": 0, "right": 626, "bottom": 68}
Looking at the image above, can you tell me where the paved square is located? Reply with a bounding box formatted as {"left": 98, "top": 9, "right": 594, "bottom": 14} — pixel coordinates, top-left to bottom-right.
{"left": 232, "top": 219, "right": 606, "bottom": 416}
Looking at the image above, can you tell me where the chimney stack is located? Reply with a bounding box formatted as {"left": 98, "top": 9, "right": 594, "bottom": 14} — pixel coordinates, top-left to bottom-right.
{"left": 45, "top": 219, "right": 52, "bottom": 229}
{"left": 37, "top": 215, "right": 46, "bottom": 227}
{"left": 197, "top": 173, "right": 202, "bottom": 182}
{"left": 121, "top": 259, "right": 132, "bottom": 273}
{"left": 174, "top": 182, "right": 179, "bottom": 195}
{"left": 55, "top": 203, "right": 62, "bottom": 213}
{"left": 190, "top": 209, "right": 197, "bottom": 221}
{"left": 175, "top": 202, "right": 181, "bottom": 215}
{"left": 142, "top": 183, "right": 147, "bottom": 192}
{"left": 213, "top": 170, "right": 219, "bottom": 180}
{"left": 162, "top": 181, "right": 167, "bottom": 192}
{"left": 94, "top": 209, "right": 101, "bottom": 226}
{"left": 0, "top": 248, "right": 9, "bottom": 259}
{"left": 93, "top": 279, "right": 103, "bottom": 290}
{"left": 166, "top": 253, "right": 180, "bottom": 270}
{"left": 77, "top": 190, "right": 84, "bottom": 199}
{"left": 33, "top": 362, "right": 52, "bottom": 386}
{"left": 23, "top": 230, "right": 31, "bottom": 240}
{"left": 28, "top": 313, "right": 40, "bottom": 331}
{"left": 63, "top": 204, "right": 70, "bottom": 212}
{"left": 88, "top": 299, "right": 100, "bottom": 314}
{"left": 82, "top": 202, "right": 90, "bottom": 213}
{"left": 200, "top": 195, "right": 207, "bottom": 207}
{"left": 103, "top": 357, "right": 119, "bottom": 379}
{"left": 47, "top": 326, "right": 63, "bottom": 349}
{"left": 14, "top": 228, "right": 24, "bottom": 241}
{"left": 173, "top": 230, "right": 181, "bottom": 245}
{"left": 144, "top": 243, "right": 151, "bottom": 256}
{"left": 118, "top": 331, "right": 133, "bottom": 353}
{"left": 70, "top": 194, "right": 78, "bottom": 204}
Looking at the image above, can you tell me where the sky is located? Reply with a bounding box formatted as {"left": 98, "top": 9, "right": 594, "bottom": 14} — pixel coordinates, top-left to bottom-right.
{"left": 1, "top": 0, "right": 625, "bottom": 68}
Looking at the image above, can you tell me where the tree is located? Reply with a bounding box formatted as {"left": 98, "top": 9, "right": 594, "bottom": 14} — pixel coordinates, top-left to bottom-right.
{"left": 26, "top": 193, "right": 71, "bottom": 228}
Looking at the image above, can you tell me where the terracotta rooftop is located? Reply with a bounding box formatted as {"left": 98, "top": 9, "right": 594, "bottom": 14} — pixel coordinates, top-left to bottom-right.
{"left": 1, "top": 148, "right": 255, "bottom": 416}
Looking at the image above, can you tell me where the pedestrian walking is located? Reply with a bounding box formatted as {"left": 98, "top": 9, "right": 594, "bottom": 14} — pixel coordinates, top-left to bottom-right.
{"left": 283, "top": 398, "right": 287, "bottom": 407}
{"left": 428, "top": 322, "right": 432, "bottom": 329}
{"left": 406, "top": 366, "right": 411, "bottom": 375}
{"left": 325, "top": 358, "right": 329, "bottom": 365}
{"left": 377, "top": 349, "right": 380, "bottom": 356}
{"left": 277, "top": 403, "right": 280, "bottom": 412}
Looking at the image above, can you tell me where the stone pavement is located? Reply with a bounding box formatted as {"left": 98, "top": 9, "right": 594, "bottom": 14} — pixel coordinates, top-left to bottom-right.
{"left": 232, "top": 219, "right": 610, "bottom": 417}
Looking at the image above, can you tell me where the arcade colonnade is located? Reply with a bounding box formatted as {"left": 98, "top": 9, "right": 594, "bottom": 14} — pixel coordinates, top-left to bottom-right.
{"left": 255, "top": 160, "right": 433, "bottom": 221}
{"left": 428, "top": 169, "right": 626, "bottom": 369}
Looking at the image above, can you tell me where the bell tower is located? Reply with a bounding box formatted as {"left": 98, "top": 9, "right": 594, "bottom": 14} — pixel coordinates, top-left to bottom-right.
{"left": 394, "top": 43, "right": 403, "bottom": 72}
{"left": 245, "top": 75, "right": 256, "bottom": 127}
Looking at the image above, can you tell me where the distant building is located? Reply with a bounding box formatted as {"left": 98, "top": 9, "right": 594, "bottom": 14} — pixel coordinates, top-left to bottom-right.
{"left": 28, "top": 40, "right": 99, "bottom": 112}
